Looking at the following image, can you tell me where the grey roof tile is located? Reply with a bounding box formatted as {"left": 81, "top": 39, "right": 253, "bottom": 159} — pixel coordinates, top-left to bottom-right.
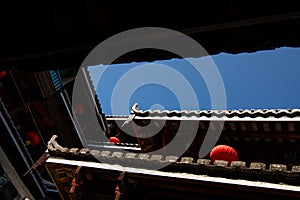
{"left": 130, "top": 103, "right": 300, "bottom": 119}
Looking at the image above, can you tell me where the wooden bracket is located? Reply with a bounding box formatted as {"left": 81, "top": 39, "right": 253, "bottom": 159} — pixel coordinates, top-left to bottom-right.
{"left": 114, "top": 171, "right": 125, "bottom": 200}
{"left": 69, "top": 166, "right": 82, "bottom": 198}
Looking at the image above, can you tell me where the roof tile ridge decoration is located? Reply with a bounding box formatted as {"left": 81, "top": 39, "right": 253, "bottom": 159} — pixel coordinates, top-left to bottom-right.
{"left": 106, "top": 115, "right": 131, "bottom": 118}
{"left": 46, "top": 135, "right": 300, "bottom": 186}
{"left": 131, "top": 103, "right": 300, "bottom": 118}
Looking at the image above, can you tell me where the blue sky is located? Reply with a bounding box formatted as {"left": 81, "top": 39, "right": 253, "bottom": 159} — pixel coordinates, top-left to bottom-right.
{"left": 88, "top": 46, "right": 300, "bottom": 116}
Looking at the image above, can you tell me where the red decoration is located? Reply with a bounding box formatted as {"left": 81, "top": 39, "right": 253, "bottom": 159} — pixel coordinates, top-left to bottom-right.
{"left": 26, "top": 132, "right": 41, "bottom": 146}
{"left": 73, "top": 103, "right": 84, "bottom": 115}
{"left": 109, "top": 137, "right": 120, "bottom": 144}
{"left": 210, "top": 145, "right": 238, "bottom": 163}
{"left": 0, "top": 70, "right": 6, "bottom": 78}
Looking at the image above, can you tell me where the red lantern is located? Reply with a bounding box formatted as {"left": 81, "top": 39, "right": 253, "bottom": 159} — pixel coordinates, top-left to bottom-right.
{"left": 0, "top": 70, "right": 7, "bottom": 78}
{"left": 109, "top": 137, "right": 120, "bottom": 144}
{"left": 210, "top": 145, "right": 238, "bottom": 163}
{"left": 73, "top": 103, "right": 84, "bottom": 115}
{"left": 25, "top": 132, "right": 41, "bottom": 146}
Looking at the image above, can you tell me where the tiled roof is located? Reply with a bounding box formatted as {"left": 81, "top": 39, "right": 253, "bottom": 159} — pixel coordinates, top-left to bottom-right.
{"left": 47, "top": 135, "right": 300, "bottom": 187}
{"left": 130, "top": 103, "right": 300, "bottom": 119}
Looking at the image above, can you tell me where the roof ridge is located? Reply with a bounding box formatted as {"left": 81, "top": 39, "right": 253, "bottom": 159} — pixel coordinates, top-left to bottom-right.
{"left": 132, "top": 102, "right": 300, "bottom": 112}
{"left": 130, "top": 103, "right": 300, "bottom": 118}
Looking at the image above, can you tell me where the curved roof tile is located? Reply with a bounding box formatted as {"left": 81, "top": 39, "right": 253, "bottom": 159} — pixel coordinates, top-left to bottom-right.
{"left": 130, "top": 103, "right": 300, "bottom": 119}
